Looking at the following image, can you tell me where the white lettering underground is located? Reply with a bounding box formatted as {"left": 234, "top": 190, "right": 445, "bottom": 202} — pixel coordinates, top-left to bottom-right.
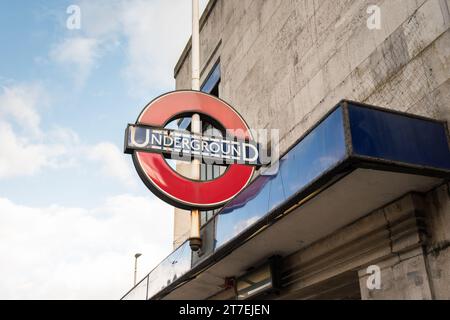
{"left": 125, "top": 124, "right": 260, "bottom": 165}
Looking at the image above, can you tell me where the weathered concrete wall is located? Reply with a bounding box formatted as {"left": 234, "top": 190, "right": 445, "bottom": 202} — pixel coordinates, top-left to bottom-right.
{"left": 356, "top": 185, "right": 450, "bottom": 300}
{"left": 424, "top": 183, "right": 450, "bottom": 299}
{"left": 176, "top": 0, "right": 450, "bottom": 155}
{"left": 278, "top": 193, "right": 432, "bottom": 300}
{"left": 276, "top": 191, "right": 449, "bottom": 300}
{"left": 173, "top": 0, "right": 450, "bottom": 298}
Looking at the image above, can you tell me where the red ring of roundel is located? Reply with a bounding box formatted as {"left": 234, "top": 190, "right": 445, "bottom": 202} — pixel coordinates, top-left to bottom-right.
{"left": 133, "top": 90, "right": 255, "bottom": 210}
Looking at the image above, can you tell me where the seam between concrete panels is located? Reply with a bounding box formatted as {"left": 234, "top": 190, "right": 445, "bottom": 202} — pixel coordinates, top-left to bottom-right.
{"left": 423, "top": 245, "right": 437, "bottom": 299}
{"left": 390, "top": 247, "right": 435, "bottom": 299}
{"left": 382, "top": 209, "right": 395, "bottom": 257}
{"left": 222, "top": 0, "right": 287, "bottom": 81}
{"left": 273, "top": 0, "right": 446, "bottom": 146}
{"left": 439, "top": 0, "right": 450, "bottom": 26}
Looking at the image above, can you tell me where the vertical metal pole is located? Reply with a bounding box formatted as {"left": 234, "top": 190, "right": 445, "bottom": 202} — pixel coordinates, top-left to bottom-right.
{"left": 133, "top": 256, "right": 138, "bottom": 286}
{"left": 189, "top": 0, "right": 202, "bottom": 251}
{"left": 191, "top": 0, "right": 200, "bottom": 91}
{"left": 133, "top": 253, "right": 141, "bottom": 286}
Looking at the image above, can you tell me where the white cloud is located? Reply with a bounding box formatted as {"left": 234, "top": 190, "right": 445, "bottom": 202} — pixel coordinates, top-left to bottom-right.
{"left": 0, "top": 194, "right": 173, "bottom": 299}
{"left": 76, "top": 0, "right": 123, "bottom": 39}
{"left": 0, "top": 84, "right": 73, "bottom": 178}
{"left": 0, "top": 121, "right": 84, "bottom": 179}
{"left": 120, "top": 0, "right": 207, "bottom": 93}
{"left": 47, "top": 125, "right": 81, "bottom": 145}
{"left": 87, "top": 142, "right": 136, "bottom": 188}
{"left": 0, "top": 84, "right": 133, "bottom": 186}
{"left": 48, "top": 0, "right": 123, "bottom": 87}
{"left": 0, "top": 83, "right": 47, "bottom": 136}
{"left": 233, "top": 216, "right": 260, "bottom": 237}
{"left": 120, "top": 0, "right": 208, "bottom": 93}
{"left": 0, "top": 1, "right": 212, "bottom": 299}
{"left": 0, "top": 122, "right": 64, "bottom": 178}
{"left": 51, "top": 0, "right": 209, "bottom": 93}
{"left": 120, "top": 0, "right": 191, "bottom": 93}
{"left": 50, "top": 37, "right": 99, "bottom": 87}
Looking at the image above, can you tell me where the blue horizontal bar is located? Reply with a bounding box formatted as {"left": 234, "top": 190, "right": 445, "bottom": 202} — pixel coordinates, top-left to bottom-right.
{"left": 348, "top": 104, "right": 450, "bottom": 170}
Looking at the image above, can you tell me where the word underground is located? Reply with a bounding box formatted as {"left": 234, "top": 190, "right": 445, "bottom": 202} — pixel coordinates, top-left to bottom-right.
{"left": 124, "top": 124, "right": 260, "bottom": 165}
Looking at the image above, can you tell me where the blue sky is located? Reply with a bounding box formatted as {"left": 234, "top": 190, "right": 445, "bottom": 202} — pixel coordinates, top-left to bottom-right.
{"left": 0, "top": 0, "right": 207, "bottom": 299}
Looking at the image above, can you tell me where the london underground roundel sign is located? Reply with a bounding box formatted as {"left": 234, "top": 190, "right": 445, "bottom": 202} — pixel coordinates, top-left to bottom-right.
{"left": 124, "top": 90, "right": 258, "bottom": 210}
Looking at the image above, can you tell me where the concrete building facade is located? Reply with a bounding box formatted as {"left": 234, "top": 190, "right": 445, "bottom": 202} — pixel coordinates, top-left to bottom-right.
{"left": 123, "top": 0, "right": 450, "bottom": 300}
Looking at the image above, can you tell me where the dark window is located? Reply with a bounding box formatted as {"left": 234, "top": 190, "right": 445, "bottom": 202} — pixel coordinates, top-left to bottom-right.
{"left": 200, "top": 62, "right": 223, "bottom": 226}
{"left": 201, "top": 62, "right": 220, "bottom": 97}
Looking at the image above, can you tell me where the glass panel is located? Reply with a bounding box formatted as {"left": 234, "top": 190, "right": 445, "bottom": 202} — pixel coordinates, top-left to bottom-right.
{"left": 267, "top": 168, "right": 287, "bottom": 211}
{"left": 280, "top": 108, "right": 346, "bottom": 199}
{"left": 213, "top": 164, "right": 220, "bottom": 177}
{"left": 206, "top": 164, "right": 213, "bottom": 180}
{"left": 122, "top": 276, "right": 148, "bottom": 300}
{"left": 215, "top": 107, "right": 346, "bottom": 248}
{"left": 201, "top": 63, "right": 221, "bottom": 94}
{"left": 215, "top": 176, "right": 272, "bottom": 245}
{"left": 200, "top": 211, "right": 207, "bottom": 226}
{"left": 349, "top": 104, "right": 450, "bottom": 170}
{"left": 200, "top": 163, "right": 206, "bottom": 180}
{"left": 145, "top": 241, "right": 192, "bottom": 299}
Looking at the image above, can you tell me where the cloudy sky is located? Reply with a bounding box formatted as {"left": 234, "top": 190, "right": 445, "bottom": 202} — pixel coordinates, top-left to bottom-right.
{"left": 0, "top": 0, "right": 207, "bottom": 299}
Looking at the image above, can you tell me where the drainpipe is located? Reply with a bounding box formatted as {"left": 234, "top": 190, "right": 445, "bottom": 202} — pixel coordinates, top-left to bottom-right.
{"left": 189, "top": 0, "right": 202, "bottom": 252}
{"left": 191, "top": 0, "right": 200, "bottom": 91}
